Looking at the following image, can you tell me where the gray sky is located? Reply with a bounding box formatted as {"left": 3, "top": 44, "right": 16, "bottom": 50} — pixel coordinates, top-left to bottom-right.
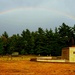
{"left": 0, "top": 0, "right": 75, "bottom": 36}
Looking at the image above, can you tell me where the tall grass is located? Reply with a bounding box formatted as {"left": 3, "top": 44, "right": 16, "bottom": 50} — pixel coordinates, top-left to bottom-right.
{"left": 0, "top": 55, "right": 38, "bottom": 61}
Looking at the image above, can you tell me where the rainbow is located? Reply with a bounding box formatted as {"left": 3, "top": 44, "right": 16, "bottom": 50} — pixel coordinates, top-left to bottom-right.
{"left": 0, "top": 7, "right": 75, "bottom": 21}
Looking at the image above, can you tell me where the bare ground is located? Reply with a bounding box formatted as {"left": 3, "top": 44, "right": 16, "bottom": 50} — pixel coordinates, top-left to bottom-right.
{"left": 0, "top": 59, "right": 75, "bottom": 75}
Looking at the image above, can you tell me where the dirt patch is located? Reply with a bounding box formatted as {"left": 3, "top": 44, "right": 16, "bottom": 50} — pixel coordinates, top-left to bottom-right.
{"left": 0, "top": 60, "right": 75, "bottom": 75}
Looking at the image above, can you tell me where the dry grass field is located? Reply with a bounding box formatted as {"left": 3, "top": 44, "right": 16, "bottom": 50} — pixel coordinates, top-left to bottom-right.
{"left": 0, "top": 56, "right": 75, "bottom": 75}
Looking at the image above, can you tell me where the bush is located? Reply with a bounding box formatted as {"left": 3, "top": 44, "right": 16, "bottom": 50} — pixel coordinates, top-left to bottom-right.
{"left": 30, "top": 58, "right": 37, "bottom": 61}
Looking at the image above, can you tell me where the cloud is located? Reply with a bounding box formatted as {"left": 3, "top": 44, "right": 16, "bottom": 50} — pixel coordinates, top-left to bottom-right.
{"left": 0, "top": 8, "right": 75, "bottom": 30}
{"left": 0, "top": 0, "right": 75, "bottom": 16}
{"left": 0, "top": 0, "right": 47, "bottom": 11}
{"left": 0, "top": 0, "right": 75, "bottom": 35}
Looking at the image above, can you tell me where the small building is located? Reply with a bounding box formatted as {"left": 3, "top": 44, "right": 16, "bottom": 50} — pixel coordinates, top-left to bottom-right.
{"left": 62, "top": 47, "right": 75, "bottom": 62}
{"left": 11, "top": 52, "right": 19, "bottom": 57}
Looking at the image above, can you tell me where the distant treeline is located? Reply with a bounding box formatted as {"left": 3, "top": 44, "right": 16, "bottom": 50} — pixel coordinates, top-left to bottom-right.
{"left": 0, "top": 23, "right": 75, "bottom": 56}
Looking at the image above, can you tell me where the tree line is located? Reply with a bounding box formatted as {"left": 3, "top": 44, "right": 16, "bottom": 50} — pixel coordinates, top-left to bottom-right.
{"left": 0, "top": 23, "right": 75, "bottom": 56}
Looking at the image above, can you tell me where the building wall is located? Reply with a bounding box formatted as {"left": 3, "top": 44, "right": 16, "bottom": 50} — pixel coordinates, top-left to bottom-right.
{"left": 62, "top": 47, "right": 75, "bottom": 62}
{"left": 69, "top": 47, "right": 75, "bottom": 62}
{"left": 62, "top": 47, "right": 69, "bottom": 60}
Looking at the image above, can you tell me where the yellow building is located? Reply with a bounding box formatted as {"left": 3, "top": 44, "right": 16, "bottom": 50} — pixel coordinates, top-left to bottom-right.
{"left": 62, "top": 47, "right": 75, "bottom": 62}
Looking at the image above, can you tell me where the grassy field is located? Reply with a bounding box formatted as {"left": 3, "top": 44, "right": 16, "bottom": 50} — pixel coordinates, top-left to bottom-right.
{"left": 0, "top": 55, "right": 75, "bottom": 75}
{"left": 0, "top": 55, "right": 35, "bottom": 61}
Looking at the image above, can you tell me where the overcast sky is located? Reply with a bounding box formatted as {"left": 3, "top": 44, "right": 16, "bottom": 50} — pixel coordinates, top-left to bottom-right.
{"left": 0, "top": 0, "right": 75, "bottom": 36}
